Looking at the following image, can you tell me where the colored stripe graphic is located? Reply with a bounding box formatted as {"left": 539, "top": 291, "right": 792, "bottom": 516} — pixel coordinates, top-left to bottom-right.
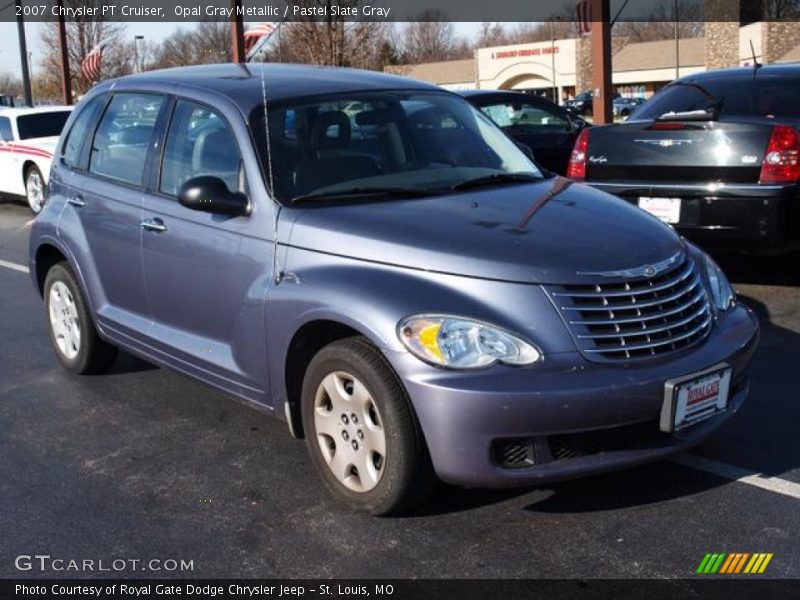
{"left": 699, "top": 553, "right": 773, "bottom": 574}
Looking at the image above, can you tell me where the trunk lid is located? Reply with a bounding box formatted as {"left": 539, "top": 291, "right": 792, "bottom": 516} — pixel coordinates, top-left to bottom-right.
{"left": 585, "top": 119, "right": 776, "bottom": 184}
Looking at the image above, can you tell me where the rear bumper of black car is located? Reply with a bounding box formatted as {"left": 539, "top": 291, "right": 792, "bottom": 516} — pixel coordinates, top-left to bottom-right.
{"left": 588, "top": 181, "right": 800, "bottom": 251}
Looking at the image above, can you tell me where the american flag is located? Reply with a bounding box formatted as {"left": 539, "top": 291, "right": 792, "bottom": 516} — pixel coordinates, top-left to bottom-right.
{"left": 576, "top": 0, "right": 592, "bottom": 36}
{"left": 244, "top": 22, "right": 278, "bottom": 54}
{"left": 80, "top": 43, "right": 104, "bottom": 82}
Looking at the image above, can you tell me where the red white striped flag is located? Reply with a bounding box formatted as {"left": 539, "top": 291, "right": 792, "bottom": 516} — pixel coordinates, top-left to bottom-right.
{"left": 577, "top": 0, "right": 592, "bottom": 36}
{"left": 244, "top": 22, "right": 278, "bottom": 54}
{"left": 80, "top": 43, "right": 105, "bottom": 82}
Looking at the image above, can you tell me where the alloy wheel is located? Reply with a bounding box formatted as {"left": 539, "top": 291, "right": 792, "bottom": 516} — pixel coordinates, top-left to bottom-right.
{"left": 26, "top": 169, "right": 45, "bottom": 214}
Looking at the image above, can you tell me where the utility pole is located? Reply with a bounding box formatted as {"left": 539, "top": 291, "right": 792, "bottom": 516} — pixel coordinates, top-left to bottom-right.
{"left": 590, "top": 0, "right": 613, "bottom": 124}
{"left": 674, "top": 0, "right": 680, "bottom": 79}
{"left": 57, "top": 0, "right": 72, "bottom": 105}
{"left": 15, "top": 0, "right": 33, "bottom": 106}
{"left": 231, "top": 0, "right": 245, "bottom": 63}
{"left": 550, "top": 19, "right": 558, "bottom": 103}
{"left": 134, "top": 35, "right": 144, "bottom": 73}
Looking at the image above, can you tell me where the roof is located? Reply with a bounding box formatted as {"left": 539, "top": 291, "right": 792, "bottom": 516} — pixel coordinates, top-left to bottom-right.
{"left": 102, "top": 63, "right": 440, "bottom": 110}
{"left": 384, "top": 59, "right": 475, "bottom": 86}
{"left": 0, "top": 106, "right": 73, "bottom": 117}
{"left": 676, "top": 63, "right": 800, "bottom": 81}
{"left": 613, "top": 37, "right": 705, "bottom": 72}
{"left": 778, "top": 43, "right": 800, "bottom": 63}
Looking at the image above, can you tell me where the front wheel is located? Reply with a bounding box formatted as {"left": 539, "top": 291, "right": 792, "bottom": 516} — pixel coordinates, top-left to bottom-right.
{"left": 301, "top": 337, "right": 436, "bottom": 515}
{"left": 25, "top": 165, "right": 46, "bottom": 215}
{"left": 44, "top": 262, "right": 118, "bottom": 374}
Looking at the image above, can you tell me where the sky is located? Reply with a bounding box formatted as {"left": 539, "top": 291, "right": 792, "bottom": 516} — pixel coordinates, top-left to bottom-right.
{"left": 0, "top": 21, "right": 483, "bottom": 78}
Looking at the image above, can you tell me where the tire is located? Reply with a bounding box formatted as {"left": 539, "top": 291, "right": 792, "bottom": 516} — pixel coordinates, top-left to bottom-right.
{"left": 44, "top": 262, "right": 117, "bottom": 374}
{"left": 25, "top": 165, "right": 46, "bottom": 215}
{"left": 301, "top": 336, "right": 436, "bottom": 515}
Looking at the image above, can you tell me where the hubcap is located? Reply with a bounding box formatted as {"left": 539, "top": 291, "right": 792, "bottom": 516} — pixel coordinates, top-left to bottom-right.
{"left": 48, "top": 281, "right": 81, "bottom": 360}
{"left": 314, "top": 371, "right": 386, "bottom": 493}
{"left": 26, "top": 170, "right": 44, "bottom": 214}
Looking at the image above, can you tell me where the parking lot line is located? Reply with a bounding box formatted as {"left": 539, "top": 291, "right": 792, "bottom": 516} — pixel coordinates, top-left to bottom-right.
{"left": 671, "top": 453, "right": 800, "bottom": 500}
{"left": 0, "top": 258, "right": 28, "bottom": 274}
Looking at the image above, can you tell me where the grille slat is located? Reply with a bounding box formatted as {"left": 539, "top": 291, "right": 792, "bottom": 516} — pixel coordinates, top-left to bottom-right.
{"left": 548, "top": 256, "right": 712, "bottom": 361}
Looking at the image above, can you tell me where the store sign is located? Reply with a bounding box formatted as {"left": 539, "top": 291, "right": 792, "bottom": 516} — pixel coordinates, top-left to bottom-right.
{"left": 492, "top": 46, "right": 560, "bottom": 59}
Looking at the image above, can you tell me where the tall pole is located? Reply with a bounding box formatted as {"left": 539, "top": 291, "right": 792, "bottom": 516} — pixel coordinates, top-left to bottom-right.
{"left": 231, "top": 0, "right": 245, "bottom": 63}
{"left": 15, "top": 0, "right": 33, "bottom": 106}
{"left": 550, "top": 21, "right": 557, "bottom": 103}
{"left": 56, "top": 1, "right": 72, "bottom": 105}
{"left": 590, "top": 0, "right": 613, "bottom": 124}
{"left": 674, "top": 0, "right": 680, "bottom": 79}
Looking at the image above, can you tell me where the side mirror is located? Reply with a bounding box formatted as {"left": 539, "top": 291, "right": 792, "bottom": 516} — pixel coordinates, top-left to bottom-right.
{"left": 571, "top": 117, "right": 588, "bottom": 132}
{"left": 178, "top": 176, "right": 250, "bottom": 217}
{"left": 515, "top": 141, "right": 535, "bottom": 161}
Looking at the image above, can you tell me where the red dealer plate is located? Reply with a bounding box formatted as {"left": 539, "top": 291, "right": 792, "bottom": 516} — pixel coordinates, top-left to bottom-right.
{"left": 661, "top": 364, "right": 732, "bottom": 432}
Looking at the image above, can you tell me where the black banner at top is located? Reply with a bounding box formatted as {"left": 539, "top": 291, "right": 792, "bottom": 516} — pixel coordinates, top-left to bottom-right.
{"left": 2, "top": 0, "right": 800, "bottom": 23}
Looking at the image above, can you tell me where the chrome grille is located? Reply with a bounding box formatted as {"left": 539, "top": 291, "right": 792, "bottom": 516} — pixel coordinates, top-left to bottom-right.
{"left": 548, "top": 257, "right": 712, "bottom": 361}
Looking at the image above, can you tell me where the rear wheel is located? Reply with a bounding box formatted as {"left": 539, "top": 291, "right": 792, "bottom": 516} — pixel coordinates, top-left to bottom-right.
{"left": 25, "top": 165, "right": 45, "bottom": 215}
{"left": 301, "top": 336, "right": 436, "bottom": 515}
{"left": 44, "top": 262, "right": 117, "bottom": 374}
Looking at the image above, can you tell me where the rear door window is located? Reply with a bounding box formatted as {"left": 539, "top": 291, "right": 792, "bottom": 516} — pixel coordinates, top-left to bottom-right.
{"left": 480, "top": 101, "right": 571, "bottom": 130}
{"left": 89, "top": 93, "right": 165, "bottom": 186}
{"left": 159, "top": 100, "right": 242, "bottom": 196}
{"left": 17, "top": 111, "right": 72, "bottom": 139}
{"left": 61, "top": 95, "right": 106, "bottom": 168}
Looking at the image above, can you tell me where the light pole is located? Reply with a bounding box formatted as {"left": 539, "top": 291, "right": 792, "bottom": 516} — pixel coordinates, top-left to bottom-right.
{"left": 550, "top": 17, "right": 560, "bottom": 104}
{"left": 133, "top": 35, "right": 145, "bottom": 73}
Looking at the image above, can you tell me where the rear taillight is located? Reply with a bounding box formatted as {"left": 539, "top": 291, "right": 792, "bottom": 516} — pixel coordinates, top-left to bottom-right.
{"left": 760, "top": 125, "right": 800, "bottom": 183}
{"left": 567, "top": 128, "right": 590, "bottom": 180}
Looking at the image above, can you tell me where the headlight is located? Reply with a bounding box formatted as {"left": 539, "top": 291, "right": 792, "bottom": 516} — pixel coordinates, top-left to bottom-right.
{"left": 397, "top": 315, "right": 542, "bottom": 369}
{"left": 703, "top": 254, "right": 735, "bottom": 311}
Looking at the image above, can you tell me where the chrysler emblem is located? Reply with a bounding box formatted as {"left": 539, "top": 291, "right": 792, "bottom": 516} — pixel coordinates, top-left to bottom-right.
{"left": 577, "top": 251, "right": 683, "bottom": 279}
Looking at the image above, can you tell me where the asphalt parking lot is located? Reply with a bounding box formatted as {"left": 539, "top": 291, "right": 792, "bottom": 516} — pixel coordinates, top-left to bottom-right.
{"left": 1, "top": 199, "right": 798, "bottom": 579}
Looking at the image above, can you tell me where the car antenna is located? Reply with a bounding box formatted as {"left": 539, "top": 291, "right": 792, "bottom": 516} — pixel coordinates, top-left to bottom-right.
{"left": 257, "top": 62, "right": 282, "bottom": 284}
{"left": 749, "top": 40, "right": 762, "bottom": 73}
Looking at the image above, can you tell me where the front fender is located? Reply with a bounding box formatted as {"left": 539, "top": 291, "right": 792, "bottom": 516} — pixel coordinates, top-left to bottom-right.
{"left": 265, "top": 246, "right": 576, "bottom": 408}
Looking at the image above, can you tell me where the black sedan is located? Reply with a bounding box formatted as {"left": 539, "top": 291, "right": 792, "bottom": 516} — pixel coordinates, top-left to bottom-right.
{"left": 568, "top": 65, "right": 800, "bottom": 252}
{"left": 459, "top": 90, "right": 587, "bottom": 175}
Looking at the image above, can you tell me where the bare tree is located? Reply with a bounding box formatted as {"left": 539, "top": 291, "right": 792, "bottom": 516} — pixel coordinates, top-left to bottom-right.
{"left": 151, "top": 22, "right": 232, "bottom": 69}
{"left": 37, "top": 0, "right": 128, "bottom": 100}
{"left": 0, "top": 72, "right": 23, "bottom": 99}
{"left": 400, "top": 12, "right": 460, "bottom": 63}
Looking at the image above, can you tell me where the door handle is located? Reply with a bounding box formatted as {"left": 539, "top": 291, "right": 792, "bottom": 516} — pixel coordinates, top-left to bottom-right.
{"left": 140, "top": 218, "right": 167, "bottom": 233}
{"left": 67, "top": 195, "right": 86, "bottom": 208}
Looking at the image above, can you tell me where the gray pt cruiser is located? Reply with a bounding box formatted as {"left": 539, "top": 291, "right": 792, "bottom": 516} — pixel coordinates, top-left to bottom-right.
{"left": 29, "top": 65, "right": 759, "bottom": 514}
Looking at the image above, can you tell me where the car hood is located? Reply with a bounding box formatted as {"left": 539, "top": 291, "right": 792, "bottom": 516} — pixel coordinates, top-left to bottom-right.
{"left": 285, "top": 177, "right": 684, "bottom": 285}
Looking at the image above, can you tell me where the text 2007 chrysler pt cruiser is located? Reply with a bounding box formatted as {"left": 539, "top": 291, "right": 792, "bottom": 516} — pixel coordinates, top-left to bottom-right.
{"left": 30, "top": 65, "right": 759, "bottom": 514}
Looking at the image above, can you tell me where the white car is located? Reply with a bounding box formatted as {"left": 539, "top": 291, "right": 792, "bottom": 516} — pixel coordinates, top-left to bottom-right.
{"left": 0, "top": 106, "right": 73, "bottom": 214}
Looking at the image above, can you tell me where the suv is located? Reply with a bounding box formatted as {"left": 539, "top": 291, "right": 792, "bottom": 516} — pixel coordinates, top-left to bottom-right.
{"left": 29, "top": 65, "right": 758, "bottom": 514}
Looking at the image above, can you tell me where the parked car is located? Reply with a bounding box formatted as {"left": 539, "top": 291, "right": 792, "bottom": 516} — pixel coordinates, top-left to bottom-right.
{"left": 459, "top": 90, "right": 588, "bottom": 175}
{"left": 0, "top": 106, "right": 73, "bottom": 213}
{"left": 613, "top": 96, "right": 647, "bottom": 118}
{"left": 568, "top": 65, "right": 800, "bottom": 252}
{"left": 565, "top": 90, "right": 621, "bottom": 116}
{"left": 29, "top": 64, "right": 758, "bottom": 515}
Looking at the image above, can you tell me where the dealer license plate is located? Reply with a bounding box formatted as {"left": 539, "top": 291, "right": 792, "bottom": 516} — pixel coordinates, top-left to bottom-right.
{"left": 638, "top": 197, "right": 681, "bottom": 224}
{"left": 661, "top": 365, "right": 732, "bottom": 432}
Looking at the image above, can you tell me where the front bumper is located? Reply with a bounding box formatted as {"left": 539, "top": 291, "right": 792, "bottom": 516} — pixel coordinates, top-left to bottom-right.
{"left": 386, "top": 304, "right": 759, "bottom": 487}
{"left": 588, "top": 181, "right": 800, "bottom": 250}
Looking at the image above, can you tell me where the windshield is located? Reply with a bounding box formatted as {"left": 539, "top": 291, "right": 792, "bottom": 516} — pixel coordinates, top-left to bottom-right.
{"left": 632, "top": 76, "right": 800, "bottom": 120}
{"left": 16, "top": 111, "right": 71, "bottom": 140}
{"left": 249, "top": 91, "right": 542, "bottom": 203}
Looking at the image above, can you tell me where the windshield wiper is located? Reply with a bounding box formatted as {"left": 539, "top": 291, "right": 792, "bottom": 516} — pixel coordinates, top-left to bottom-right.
{"left": 450, "top": 172, "right": 542, "bottom": 191}
{"left": 290, "top": 187, "right": 439, "bottom": 205}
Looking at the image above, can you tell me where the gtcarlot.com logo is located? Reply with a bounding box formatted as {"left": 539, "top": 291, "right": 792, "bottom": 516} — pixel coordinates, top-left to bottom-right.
{"left": 697, "top": 552, "right": 773, "bottom": 574}
{"left": 15, "top": 554, "right": 194, "bottom": 572}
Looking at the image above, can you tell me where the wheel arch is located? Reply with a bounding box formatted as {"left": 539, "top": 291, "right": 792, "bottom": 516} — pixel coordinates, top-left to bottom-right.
{"left": 33, "top": 242, "right": 69, "bottom": 297}
{"left": 283, "top": 319, "right": 368, "bottom": 439}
